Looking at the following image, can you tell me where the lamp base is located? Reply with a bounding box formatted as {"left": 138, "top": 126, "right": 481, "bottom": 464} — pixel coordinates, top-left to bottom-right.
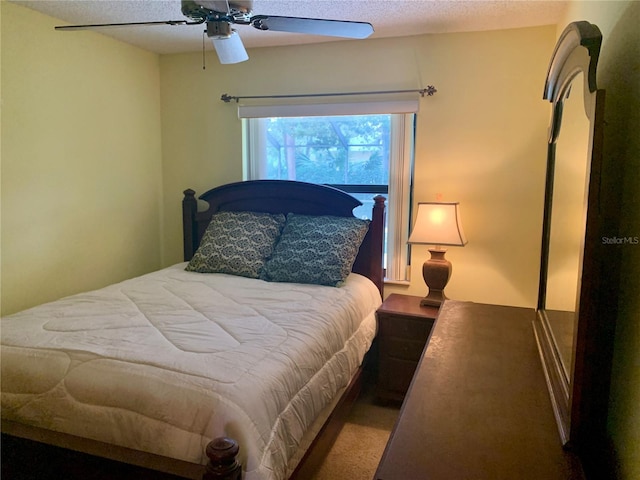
{"left": 421, "top": 248, "right": 452, "bottom": 308}
{"left": 420, "top": 291, "right": 447, "bottom": 307}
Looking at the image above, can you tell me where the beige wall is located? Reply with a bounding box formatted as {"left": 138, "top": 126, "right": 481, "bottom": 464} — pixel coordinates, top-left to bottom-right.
{"left": 160, "top": 25, "right": 557, "bottom": 308}
{"left": 0, "top": 2, "right": 164, "bottom": 315}
{"left": 556, "top": 2, "right": 640, "bottom": 478}
{"left": 1, "top": 1, "right": 3, "bottom": 310}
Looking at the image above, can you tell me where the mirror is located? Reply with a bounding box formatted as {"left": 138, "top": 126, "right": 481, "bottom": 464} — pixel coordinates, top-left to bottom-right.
{"left": 544, "top": 71, "right": 590, "bottom": 381}
{"left": 534, "top": 20, "right": 612, "bottom": 458}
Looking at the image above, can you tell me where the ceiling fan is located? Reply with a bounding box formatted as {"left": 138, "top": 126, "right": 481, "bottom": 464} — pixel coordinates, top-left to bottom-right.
{"left": 55, "top": 0, "right": 374, "bottom": 64}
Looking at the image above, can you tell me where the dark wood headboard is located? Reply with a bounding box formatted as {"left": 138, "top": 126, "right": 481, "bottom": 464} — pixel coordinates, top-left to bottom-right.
{"left": 182, "top": 180, "right": 385, "bottom": 295}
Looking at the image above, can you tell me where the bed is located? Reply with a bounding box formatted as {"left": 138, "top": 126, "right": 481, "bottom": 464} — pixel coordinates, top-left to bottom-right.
{"left": 1, "top": 180, "right": 386, "bottom": 480}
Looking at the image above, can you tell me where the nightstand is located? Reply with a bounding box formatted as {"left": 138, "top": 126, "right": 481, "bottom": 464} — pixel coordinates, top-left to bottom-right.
{"left": 376, "top": 293, "right": 439, "bottom": 403}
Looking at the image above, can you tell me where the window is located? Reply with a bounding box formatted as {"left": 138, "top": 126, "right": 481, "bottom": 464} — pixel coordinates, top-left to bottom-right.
{"left": 241, "top": 102, "right": 416, "bottom": 282}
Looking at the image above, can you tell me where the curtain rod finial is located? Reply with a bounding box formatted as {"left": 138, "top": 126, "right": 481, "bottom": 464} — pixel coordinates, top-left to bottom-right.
{"left": 221, "top": 94, "right": 238, "bottom": 103}
{"left": 423, "top": 85, "right": 437, "bottom": 96}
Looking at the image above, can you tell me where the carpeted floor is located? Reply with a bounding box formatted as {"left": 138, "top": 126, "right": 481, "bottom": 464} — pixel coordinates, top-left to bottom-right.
{"left": 310, "top": 386, "right": 400, "bottom": 480}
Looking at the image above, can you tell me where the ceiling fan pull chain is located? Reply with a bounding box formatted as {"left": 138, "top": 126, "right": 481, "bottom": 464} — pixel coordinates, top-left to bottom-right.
{"left": 202, "top": 31, "right": 206, "bottom": 70}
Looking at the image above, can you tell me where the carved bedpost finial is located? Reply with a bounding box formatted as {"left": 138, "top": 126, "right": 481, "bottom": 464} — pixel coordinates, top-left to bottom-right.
{"left": 183, "top": 189, "right": 197, "bottom": 212}
{"left": 203, "top": 437, "right": 242, "bottom": 480}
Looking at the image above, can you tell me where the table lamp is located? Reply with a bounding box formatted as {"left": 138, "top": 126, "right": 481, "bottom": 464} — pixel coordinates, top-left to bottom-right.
{"left": 408, "top": 202, "right": 467, "bottom": 307}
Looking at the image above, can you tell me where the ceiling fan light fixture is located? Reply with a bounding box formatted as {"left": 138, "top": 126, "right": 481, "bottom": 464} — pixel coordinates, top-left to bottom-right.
{"left": 211, "top": 30, "right": 249, "bottom": 64}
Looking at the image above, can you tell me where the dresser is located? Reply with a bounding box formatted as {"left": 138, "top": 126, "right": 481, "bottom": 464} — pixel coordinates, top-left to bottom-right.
{"left": 374, "top": 300, "right": 585, "bottom": 480}
{"left": 375, "top": 294, "right": 438, "bottom": 403}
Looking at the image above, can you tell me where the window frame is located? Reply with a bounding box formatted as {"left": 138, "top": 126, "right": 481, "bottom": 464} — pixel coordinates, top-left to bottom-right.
{"left": 241, "top": 104, "right": 416, "bottom": 282}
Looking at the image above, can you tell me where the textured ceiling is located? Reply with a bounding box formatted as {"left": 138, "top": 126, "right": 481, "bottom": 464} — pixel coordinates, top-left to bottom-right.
{"left": 13, "top": 0, "right": 569, "bottom": 54}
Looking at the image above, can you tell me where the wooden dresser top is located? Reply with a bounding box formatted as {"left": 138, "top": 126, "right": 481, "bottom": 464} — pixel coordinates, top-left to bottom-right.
{"left": 374, "top": 300, "right": 584, "bottom": 480}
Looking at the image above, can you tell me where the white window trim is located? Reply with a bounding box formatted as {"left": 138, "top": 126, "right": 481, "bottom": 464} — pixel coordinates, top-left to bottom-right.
{"left": 243, "top": 119, "right": 268, "bottom": 180}
{"left": 385, "top": 113, "right": 413, "bottom": 282}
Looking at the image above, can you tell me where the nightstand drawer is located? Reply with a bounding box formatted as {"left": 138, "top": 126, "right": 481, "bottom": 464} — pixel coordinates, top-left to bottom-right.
{"left": 379, "top": 357, "right": 418, "bottom": 395}
{"left": 384, "top": 337, "right": 426, "bottom": 362}
{"left": 378, "top": 315, "right": 434, "bottom": 340}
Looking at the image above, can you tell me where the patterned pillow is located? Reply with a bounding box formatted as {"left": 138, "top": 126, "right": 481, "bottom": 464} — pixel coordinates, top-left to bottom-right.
{"left": 262, "top": 213, "right": 370, "bottom": 286}
{"left": 186, "top": 211, "right": 286, "bottom": 278}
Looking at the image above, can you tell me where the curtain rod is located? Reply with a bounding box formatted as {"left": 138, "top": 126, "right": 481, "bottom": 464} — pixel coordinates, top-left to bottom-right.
{"left": 220, "top": 86, "right": 437, "bottom": 103}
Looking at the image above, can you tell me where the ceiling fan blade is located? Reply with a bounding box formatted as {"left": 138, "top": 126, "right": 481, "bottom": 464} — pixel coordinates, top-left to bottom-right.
{"left": 250, "top": 16, "right": 373, "bottom": 39}
{"left": 55, "top": 20, "right": 201, "bottom": 31}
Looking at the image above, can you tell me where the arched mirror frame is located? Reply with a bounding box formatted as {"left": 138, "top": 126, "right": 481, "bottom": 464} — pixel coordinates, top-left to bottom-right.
{"left": 533, "top": 20, "right": 613, "bottom": 463}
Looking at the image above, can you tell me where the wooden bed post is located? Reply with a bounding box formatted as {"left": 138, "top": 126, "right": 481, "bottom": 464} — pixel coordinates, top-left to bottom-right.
{"left": 183, "top": 189, "right": 198, "bottom": 261}
{"left": 203, "top": 437, "right": 242, "bottom": 480}
{"left": 367, "top": 195, "right": 386, "bottom": 295}
{"left": 349, "top": 194, "right": 386, "bottom": 296}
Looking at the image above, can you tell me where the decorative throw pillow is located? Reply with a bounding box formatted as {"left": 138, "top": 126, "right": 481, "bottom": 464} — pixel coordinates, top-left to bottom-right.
{"left": 262, "top": 213, "right": 370, "bottom": 287}
{"left": 185, "top": 211, "right": 286, "bottom": 278}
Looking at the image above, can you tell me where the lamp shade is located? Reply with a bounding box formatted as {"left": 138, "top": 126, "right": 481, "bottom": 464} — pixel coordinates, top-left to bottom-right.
{"left": 408, "top": 202, "right": 467, "bottom": 246}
